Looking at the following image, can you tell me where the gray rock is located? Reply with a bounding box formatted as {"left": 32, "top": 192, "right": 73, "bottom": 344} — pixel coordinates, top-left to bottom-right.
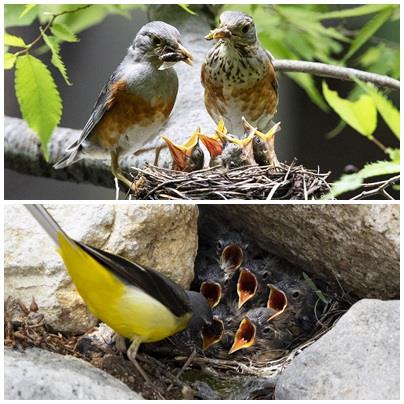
{"left": 199, "top": 204, "right": 399, "bottom": 299}
{"left": 4, "top": 204, "right": 198, "bottom": 334}
{"left": 275, "top": 299, "right": 400, "bottom": 400}
{"left": 5, "top": 348, "right": 142, "bottom": 399}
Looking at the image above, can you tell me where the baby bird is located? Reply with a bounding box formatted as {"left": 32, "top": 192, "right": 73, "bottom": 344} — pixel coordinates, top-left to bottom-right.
{"left": 221, "top": 130, "right": 256, "bottom": 169}
{"left": 161, "top": 128, "right": 204, "bottom": 171}
{"left": 198, "top": 118, "right": 227, "bottom": 167}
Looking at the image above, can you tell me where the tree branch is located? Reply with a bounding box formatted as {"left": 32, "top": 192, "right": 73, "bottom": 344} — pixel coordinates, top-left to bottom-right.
{"left": 273, "top": 60, "right": 400, "bottom": 91}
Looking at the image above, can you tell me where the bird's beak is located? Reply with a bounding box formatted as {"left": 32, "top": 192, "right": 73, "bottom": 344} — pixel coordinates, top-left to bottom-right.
{"left": 237, "top": 268, "right": 258, "bottom": 308}
{"left": 198, "top": 134, "right": 223, "bottom": 158}
{"left": 205, "top": 26, "right": 232, "bottom": 40}
{"left": 241, "top": 117, "right": 257, "bottom": 137}
{"left": 220, "top": 244, "right": 244, "bottom": 276}
{"left": 229, "top": 317, "right": 256, "bottom": 354}
{"left": 200, "top": 281, "right": 222, "bottom": 308}
{"left": 267, "top": 284, "right": 288, "bottom": 321}
{"left": 215, "top": 117, "right": 228, "bottom": 140}
{"left": 161, "top": 129, "right": 200, "bottom": 171}
{"left": 202, "top": 318, "right": 224, "bottom": 350}
{"left": 177, "top": 43, "right": 193, "bottom": 65}
{"left": 254, "top": 122, "right": 282, "bottom": 142}
{"left": 224, "top": 132, "right": 255, "bottom": 148}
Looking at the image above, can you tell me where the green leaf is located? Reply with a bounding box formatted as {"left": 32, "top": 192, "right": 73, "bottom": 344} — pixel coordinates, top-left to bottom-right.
{"left": 4, "top": 52, "right": 17, "bottom": 70}
{"left": 4, "top": 33, "right": 26, "bottom": 48}
{"left": 179, "top": 4, "right": 197, "bottom": 15}
{"left": 322, "top": 81, "right": 377, "bottom": 138}
{"left": 41, "top": 30, "right": 71, "bottom": 85}
{"left": 302, "top": 272, "right": 329, "bottom": 304}
{"left": 343, "top": 8, "right": 393, "bottom": 62}
{"left": 20, "top": 4, "right": 37, "bottom": 18}
{"left": 15, "top": 55, "right": 62, "bottom": 160}
{"left": 359, "top": 160, "right": 400, "bottom": 178}
{"left": 386, "top": 148, "right": 400, "bottom": 163}
{"left": 50, "top": 23, "right": 79, "bottom": 43}
{"left": 354, "top": 79, "right": 400, "bottom": 140}
{"left": 318, "top": 4, "right": 393, "bottom": 20}
{"left": 5, "top": 4, "right": 38, "bottom": 27}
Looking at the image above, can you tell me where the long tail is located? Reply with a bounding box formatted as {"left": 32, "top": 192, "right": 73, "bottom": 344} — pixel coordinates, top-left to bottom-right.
{"left": 25, "top": 205, "right": 69, "bottom": 245}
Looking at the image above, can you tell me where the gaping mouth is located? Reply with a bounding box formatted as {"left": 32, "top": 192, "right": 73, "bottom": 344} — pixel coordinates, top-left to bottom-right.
{"left": 237, "top": 268, "right": 258, "bottom": 308}
{"left": 202, "top": 318, "right": 224, "bottom": 350}
{"left": 160, "top": 44, "right": 193, "bottom": 66}
{"left": 254, "top": 122, "right": 282, "bottom": 143}
{"left": 198, "top": 134, "right": 223, "bottom": 158}
{"left": 200, "top": 281, "right": 222, "bottom": 308}
{"left": 229, "top": 317, "right": 256, "bottom": 354}
{"left": 267, "top": 284, "right": 288, "bottom": 321}
{"left": 220, "top": 244, "right": 244, "bottom": 275}
{"left": 205, "top": 27, "right": 232, "bottom": 40}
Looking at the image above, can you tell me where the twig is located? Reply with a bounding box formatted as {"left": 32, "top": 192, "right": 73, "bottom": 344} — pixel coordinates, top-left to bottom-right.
{"left": 273, "top": 59, "right": 400, "bottom": 91}
{"left": 350, "top": 174, "right": 400, "bottom": 200}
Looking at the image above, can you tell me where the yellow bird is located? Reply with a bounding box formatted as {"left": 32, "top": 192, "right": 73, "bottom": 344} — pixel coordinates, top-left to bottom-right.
{"left": 25, "top": 205, "right": 212, "bottom": 382}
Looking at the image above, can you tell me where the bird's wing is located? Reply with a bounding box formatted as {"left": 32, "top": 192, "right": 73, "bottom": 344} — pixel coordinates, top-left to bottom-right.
{"left": 77, "top": 241, "right": 192, "bottom": 318}
{"left": 65, "top": 70, "right": 124, "bottom": 152}
{"left": 264, "top": 49, "right": 279, "bottom": 97}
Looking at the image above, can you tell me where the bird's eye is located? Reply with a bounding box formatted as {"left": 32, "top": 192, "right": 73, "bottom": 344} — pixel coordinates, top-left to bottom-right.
{"left": 292, "top": 291, "right": 300, "bottom": 298}
{"left": 152, "top": 36, "right": 162, "bottom": 46}
{"left": 242, "top": 24, "right": 250, "bottom": 34}
{"left": 254, "top": 137, "right": 261, "bottom": 145}
{"left": 217, "top": 240, "right": 224, "bottom": 251}
{"left": 229, "top": 161, "right": 236, "bottom": 168}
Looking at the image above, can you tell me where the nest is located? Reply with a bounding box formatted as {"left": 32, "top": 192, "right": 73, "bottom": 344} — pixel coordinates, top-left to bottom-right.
{"left": 130, "top": 160, "right": 331, "bottom": 200}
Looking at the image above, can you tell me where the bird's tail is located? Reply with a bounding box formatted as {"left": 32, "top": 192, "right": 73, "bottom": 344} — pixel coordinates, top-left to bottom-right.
{"left": 53, "top": 147, "right": 82, "bottom": 170}
{"left": 25, "top": 205, "right": 69, "bottom": 246}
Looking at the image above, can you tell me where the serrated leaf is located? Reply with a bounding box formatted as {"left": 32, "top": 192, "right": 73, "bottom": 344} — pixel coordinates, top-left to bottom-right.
{"left": 4, "top": 33, "right": 26, "bottom": 48}
{"left": 359, "top": 160, "right": 400, "bottom": 178}
{"left": 5, "top": 4, "right": 38, "bottom": 27}
{"left": 4, "top": 52, "right": 17, "bottom": 69}
{"left": 15, "top": 55, "right": 62, "bottom": 160}
{"left": 354, "top": 79, "right": 400, "bottom": 140}
{"left": 343, "top": 8, "right": 393, "bottom": 62}
{"left": 322, "top": 81, "right": 377, "bottom": 138}
{"left": 41, "top": 30, "right": 71, "bottom": 85}
{"left": 20, "top": 4, "right": 37, "bottom": 18}
{"left": 50, "top": 23, "right": 79, "bottom": 43}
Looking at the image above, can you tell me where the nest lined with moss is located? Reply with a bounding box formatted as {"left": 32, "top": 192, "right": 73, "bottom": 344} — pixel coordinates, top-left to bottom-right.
{"left": 130, "top": 161, "right": 331, "bottom": 200}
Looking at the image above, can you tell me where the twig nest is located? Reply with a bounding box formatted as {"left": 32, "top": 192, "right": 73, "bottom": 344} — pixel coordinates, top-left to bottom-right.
{"left": 130, "top": 161, "right": 331, "bottom": 200}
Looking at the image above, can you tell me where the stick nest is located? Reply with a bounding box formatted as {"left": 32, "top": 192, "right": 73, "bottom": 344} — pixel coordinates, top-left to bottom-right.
{"left": 130, "top": 161, "right": 331, "bottom": 200}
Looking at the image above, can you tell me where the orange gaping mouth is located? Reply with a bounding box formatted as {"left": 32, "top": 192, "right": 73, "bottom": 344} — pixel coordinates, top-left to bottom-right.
{"left": 202, "top": 318, "right": 224, "bottom": 350}
{"left": 237, "top": 268, "right": 258, "bottom": 308}
{"left": 267, "top": 284, "right": 288, "bottom": 321}
{"left": 229, "top": 317, "right": 256, "bottom": 354}
{"left": 200, "top": 281, "right": 222, "bottom": 308}
{"left": 220, "top": 244, "right": 244, "bottom": 276}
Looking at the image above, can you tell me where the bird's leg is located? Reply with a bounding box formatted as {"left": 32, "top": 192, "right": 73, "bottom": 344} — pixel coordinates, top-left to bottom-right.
{"left": 110, "top": 150, "right": 135, "bottom": 190}
{"left": 114, "top": 334, "right": 127, "bottom": 353}
{"left": 167, "top": 348, "right": 197, "bottom": 392}
{"left": 127, "top": 338, "right": 152, "bottom": 385}
{"left": 153, "top": 144, "right": 165, "bottom": 166}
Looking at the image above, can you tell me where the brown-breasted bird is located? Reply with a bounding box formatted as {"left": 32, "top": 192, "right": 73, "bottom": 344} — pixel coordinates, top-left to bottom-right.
{"left": 198, "top": 118, "right": 227, "bottom": 167}
{"left": 242, "top": 117, "right": 282, "bottom": 166}
{"left": 161, "top": 128, "right": 204, "bottom": 172}
{"left": 53, "top": 21, "right": 193, "bottom": 190}
{"left": 202, "top": 11, "right": 279, "bottom": 134}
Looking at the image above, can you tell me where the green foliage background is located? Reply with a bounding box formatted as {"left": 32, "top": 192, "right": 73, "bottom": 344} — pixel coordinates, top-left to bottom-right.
{"left": 4, "top": 4, "right": 400, "bottom": 198}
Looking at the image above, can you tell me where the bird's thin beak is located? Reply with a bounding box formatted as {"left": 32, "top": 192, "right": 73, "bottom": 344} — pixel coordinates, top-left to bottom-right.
{"left": 200, "top": 281, "right": 222, "bottom": 308}
{"left": 224, "top": 132, "right": 255, "bottom": 148}
{"left": 202, "top": 318, "right": 224, "bottom": 350}
{"left": 255, "top": 122, "right": 282, "bottom": 142}
{"left": 205, "top": 26, "right": 232, "bottom": 40}
{"left": 177, "top": 43, "right": 193, "bottom": 65}
{"left": 267, "top": 284, "right": 288, "bottom": 321}
{"left": 198, "top": 134, "right": 223, "bottom": 158}
{"left": 229, "top": 317, "right": 256, "bottom": 354}
{"left": 220, "top": 244, "right": 244, "bottom": 275}
{"left": 215, "top": 117, "right": 228, "bottom": 140}
{"left": 237, "top": 268, "right": 258, "bottom": 308}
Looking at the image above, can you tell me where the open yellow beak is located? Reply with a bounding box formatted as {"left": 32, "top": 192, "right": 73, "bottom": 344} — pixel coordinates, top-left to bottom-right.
{"left": 205, "top": 27, "right": 232, "bottom": 40}
{"left": 237, "top": 268, "right": 258, "bottom": 309}
{"left": 200, "top": 281, "right": 222, "bottom": 308}
{"left": 177, "top": 43, "right": 193, "bottom": 65}
{"left": 224, "top": 132, "right": 255, "bottom": 148}
{"left": 255, "top": 122, "right": 282, "bottom": 142}
{"left": 229, "top": 317, "right": 256, "bottom": 354}
{"left": 267, "top": 284, "right": 288, "bottom": 321}
{"left": 202, "top": 318, "right": 224, "bottom": 350}
{"left": 198, "top": 133, "right": 223, "bottom": 158}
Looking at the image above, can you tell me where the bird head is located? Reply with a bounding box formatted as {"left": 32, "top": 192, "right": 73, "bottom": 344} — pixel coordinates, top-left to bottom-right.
{"left": 200, "top": 281, "right": 222, "bottom": 308}
{"left": 222, "top": 131, "right": 256, "bottom": 169}
{"left": 134, "top": 21, "right": 193, "bottom": 69}
{"left": 198, "top": 118, "right": 227, "bottom": 160}
{"left": 201, "top": 317, "right": 225, "bottom": 350}
{"left": 266, "top": 283, "right": 288, "bottom": 321}
{"left": 161, "top": 128, "right": 204, "bottom": 172}
{"left": 228, "top": 316, "right": 256, "bottom": 354}
{"left": 251, "top": 120, "right": 282, "bottom": 167}
{"left": 237, "top": 268, "right": 258, "bottom": 308}
{"left": 205, "top": 11, "right": 257, "bottom": 46}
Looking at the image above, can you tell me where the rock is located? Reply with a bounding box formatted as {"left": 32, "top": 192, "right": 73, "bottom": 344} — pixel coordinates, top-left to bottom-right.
{"left": 274, "top": 299, "right": 399, "bottom": 400}
{"left": 4, "top": 348, "right": 142, "bottom": 399}
{"left": 198, "top": 205, "right": 399, "bottom": 299}
{"left": 4, "top": 204, "right": 198, "bottom": 334}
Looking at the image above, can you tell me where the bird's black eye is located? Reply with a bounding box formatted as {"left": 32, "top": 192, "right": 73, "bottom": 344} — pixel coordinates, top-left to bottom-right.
{"left": 217, "top": 240, "right": 224, "bottom": 251}
{"left": 254, "top": 137, "right": 261, "bottom": 145}
{"left": 152, "top": 36, "right": 162, "bottom": 46}
{"left": 292, "top": 291, "right": 300, "bottom": 298}
{"left": 229, "top": 161, "right": 236, "bottom": 168}
{"left": 242, "top": 24, "right": 250, "bottom": 34}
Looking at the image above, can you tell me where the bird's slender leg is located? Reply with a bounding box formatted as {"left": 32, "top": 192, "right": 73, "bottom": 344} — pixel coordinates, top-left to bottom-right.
{"left": 114, "top": 334, "right": 127, "bottom": 353}
{"left": 127, "top": 338, "right": 152, "bottom": 385}
{"left": 110, "top": 150, "right": 135, "bottom": 190}
{"left": 153, "top": 144, "right": 165, "bottom": 166}
{"left": 167, "top": 348, "right": 197, "bottom": 392}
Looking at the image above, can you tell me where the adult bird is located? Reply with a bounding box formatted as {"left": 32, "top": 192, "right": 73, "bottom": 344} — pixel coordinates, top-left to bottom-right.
{"left": 25, "top": 204, "right": 212, "bottom": 383}
{"left": 202, "top": 11, "right": 278, "bottom": 134}
{"left": 161, "top": 128, "right": 204, "bottom": 172}
{"left": 53, "top": 21, "right": 193, "bottom": 190}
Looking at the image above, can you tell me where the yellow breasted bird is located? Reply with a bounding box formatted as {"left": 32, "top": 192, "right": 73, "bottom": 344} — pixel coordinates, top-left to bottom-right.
{"left": 25, "top": 205, "right": 212, "bottom": 382}
{"left": 161, "top": 128, "right": 204, "bottom": 172}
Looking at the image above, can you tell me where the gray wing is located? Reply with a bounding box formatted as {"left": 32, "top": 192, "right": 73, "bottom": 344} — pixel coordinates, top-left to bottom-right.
{"left": 66, "top": 70, "right": 121, "bottom": 152}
